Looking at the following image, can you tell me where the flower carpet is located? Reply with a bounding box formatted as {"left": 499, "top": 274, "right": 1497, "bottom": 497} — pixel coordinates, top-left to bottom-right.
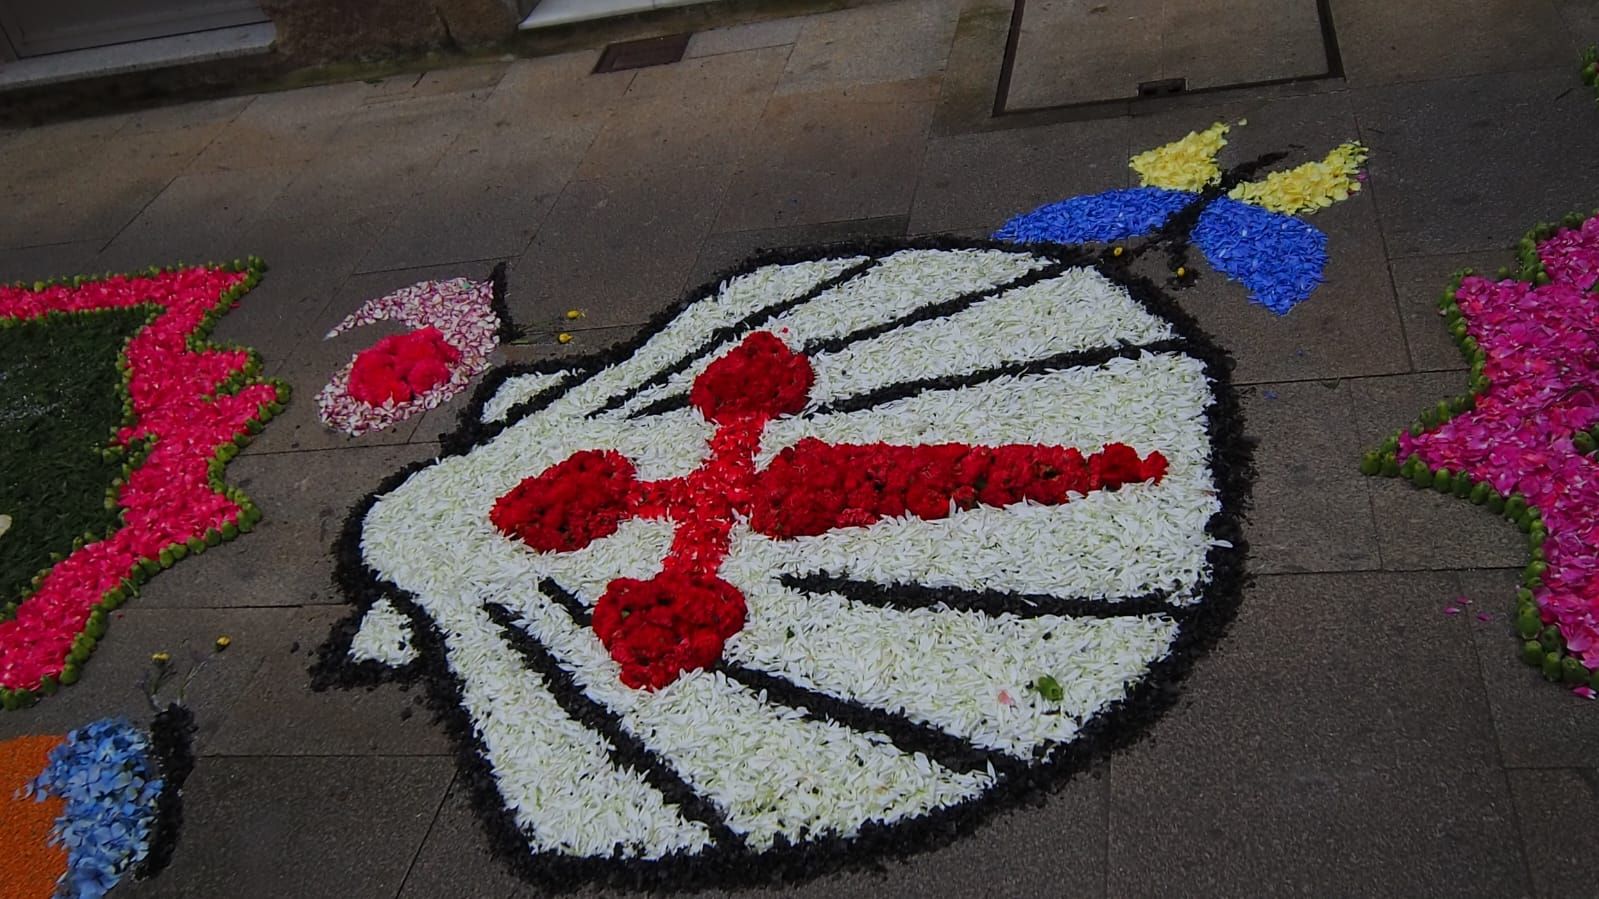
{"left": 314, "top": 238, "right": 1251, "bottom": 887}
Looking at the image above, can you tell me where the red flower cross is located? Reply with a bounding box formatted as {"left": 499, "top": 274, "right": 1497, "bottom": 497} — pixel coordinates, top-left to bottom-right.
{"left": 492, "top": 332, "right": 1169, "bottom": 690}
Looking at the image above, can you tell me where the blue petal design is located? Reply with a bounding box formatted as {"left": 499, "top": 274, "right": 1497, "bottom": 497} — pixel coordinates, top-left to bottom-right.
{"left": 27, "top": 716, "right": 162, "bottom": 897}
{"left": 1192, "top": 196, "right": 1329, "bottom": 315}
{"left": 994, "top": 187, "right": 1196, "bottom": 245}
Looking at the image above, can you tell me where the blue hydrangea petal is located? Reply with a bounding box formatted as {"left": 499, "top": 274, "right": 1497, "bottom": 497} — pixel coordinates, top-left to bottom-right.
{"left": 994, "top": 187, "right": 1196, "bottom": 245}
{"left": 1192, "top": 196, "right": 1329, "bottom": 315}
{"left": 27, "top": 716, "right": 162, "bottom": 898}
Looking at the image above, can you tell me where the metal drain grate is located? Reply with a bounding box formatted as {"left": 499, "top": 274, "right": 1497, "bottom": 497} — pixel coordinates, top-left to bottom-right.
{"left": 593, "top": 33, "right": 692, "bottom": 74}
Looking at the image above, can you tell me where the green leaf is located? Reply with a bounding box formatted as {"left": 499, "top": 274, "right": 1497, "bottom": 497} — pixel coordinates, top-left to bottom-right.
{"left": 1033, "top": 675, "right": 1064, "bottom": 702}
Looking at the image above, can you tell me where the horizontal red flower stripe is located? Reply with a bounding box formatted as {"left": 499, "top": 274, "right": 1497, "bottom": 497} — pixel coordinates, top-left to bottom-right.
{"left": 0, "top": 267, "right": 278, "bottom": 692}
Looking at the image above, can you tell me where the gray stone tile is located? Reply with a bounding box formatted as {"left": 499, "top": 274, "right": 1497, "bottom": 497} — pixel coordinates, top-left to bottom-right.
{"left": 689, "top": 215, "right": 909, "bottom": 287}
{"left": 1507, "top": 768, "right": 1599, "bottom": 898}
{"left": 1347, "top": 370, "right": 1464, "bottom": 449}
{"left": 0, "top": 239, "right": 103, "bottom": 283}
{"left": 686, "top": 17, "right": 804, "bottom": 58}
{"left": 578, "top": 47, "right": 787, "bottom": 180}
{"left": 515, "top": 166, "right": 731, "bottom": 332}
{"left": 910, "top": 117, "right": 1133, "bottom": 235}
{"left": 1389, "top": 252, "right": 1482, "bottom": 372}
{"left": 1354, "top": 68, "right": 1599, "bottom": 258}
{"left": 486, "top": 48, "right": 637, "bottom": 125}
{"left": 0, "top": 607, "right": 290, "bottom": 749}
{"left": 1111, "top": 571, "right": 1501, "bottom": 774}
{"left": 92, "top": 167, "right": 295, "bottom": 274}
{"left": 777, "top": 0, "right": 960, "bottom": 96}
{"left": 261, "top": 99, "right": 477, "bottom": 222}
{"left": 133, "top": 444, "right": 438, "bottom": 609}
{"left": 218, "top": 208, "right": 395, "bottom": 373}
{"left": 402, "top": 760, "right": 1107, "bottom": 899}
{"left": 116, "top": 95, "right": 255, "bottom": 136}
{"left": 1108, "top": 759, "right": 1526, "bottom": 897}
{"left": 116, "top": 756, "right": 454, "bottom": 899}
{"left": 1239, "top": 380, "right": 1382, "bottom": 574}
{"left": 0, "top": 113, "right": 129, "bottom": 186}
{"left": 1463, "top": 568, "right": 1599, "bottom": 768}
{"left": 204, "top": 606, "right": 450, "bottom": 757}
{"left": 1334, "top": 0, "right": 1569, "bottom": 87}
{"left": 717, "top": 79, "right": 937, "bottom": 233}
{"left": 355, "top": 171, "right": 560, "bottom": 273}
{"left": 187, "top": 82, "right": 370, "bottom": 174}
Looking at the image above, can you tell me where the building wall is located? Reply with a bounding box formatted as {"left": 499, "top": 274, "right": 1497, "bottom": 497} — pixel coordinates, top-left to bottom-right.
{"left": 259, "top": 0, "right": 522, "bottom": 64}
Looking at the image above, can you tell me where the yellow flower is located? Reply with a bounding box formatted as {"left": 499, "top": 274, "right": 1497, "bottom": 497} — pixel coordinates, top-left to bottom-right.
{"left": 1228, "top": 141, "right": 1368, "bottom": 215}
{"left": 151, "top": 651, "right": 171, "bottom": 664}
{"left": 215, "top": 636, "right": 232, "bottom": 651}
{"left": 1112, "top": 246, "right": 1124, "bottom": 257}
{"left": 557, "top": 333, "right": 574, "bottom": 344}
{"left": 564, "top": 310, "right": 583, "bottom": 320}
{"left": 1130, "top": 122, "right": 1230, "bottom": 192}
{"left": 1176, "top": 266, "right": 1186, "bottom": 277}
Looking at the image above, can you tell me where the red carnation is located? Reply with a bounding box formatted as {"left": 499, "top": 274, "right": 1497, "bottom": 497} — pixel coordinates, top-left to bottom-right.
{"left": 591, "top": 573, "right": 747, "bottom": 690}
{"left": 347, "top": 326, "right": 462, "bottom": 405}
{"left": 690, "top": 331, "right": 814, "bottom": 424}
{"left": 491, "top": 450, "right": 638, "bottom": 552}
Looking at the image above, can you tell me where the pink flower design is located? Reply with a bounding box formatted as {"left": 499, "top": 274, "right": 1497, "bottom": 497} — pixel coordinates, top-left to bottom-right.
{"left": 0, "top": 265, "right": 284, "bottom": 695}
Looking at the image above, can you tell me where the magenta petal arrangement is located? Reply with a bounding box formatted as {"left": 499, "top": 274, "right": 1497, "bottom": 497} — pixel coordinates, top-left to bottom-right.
{"left": 0, "top": 262, "right": 285, "bottom": 707}
{"left": 316, "top": 264, "right": 511, "bottom": 436}
{"left": 1362, "top": 212, "right": 1599, "bottom": 696}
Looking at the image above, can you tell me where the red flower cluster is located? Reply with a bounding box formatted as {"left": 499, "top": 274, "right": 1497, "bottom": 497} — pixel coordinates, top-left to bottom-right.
{"left": 346, "top": 326, "right": 461, "bottom": 406}
{"left": 490, "top": 329, "right": 1172, "bottom": 691}
{"left": 749, "top": 439, "right": 1168, "bottom": 539}
{"left": 689, "top": 331, "right": 813, "bottom": 424}
{"left": 590, "top": 573, "right": 747, "bottom": 690}
{"left": 490, "top": 450, "right": 639, "bottom": 553}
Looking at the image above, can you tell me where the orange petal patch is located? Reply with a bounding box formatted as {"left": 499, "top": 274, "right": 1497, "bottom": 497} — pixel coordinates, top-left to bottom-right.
{"left": 0, "top": 734, "right": 70, "bottom": 899}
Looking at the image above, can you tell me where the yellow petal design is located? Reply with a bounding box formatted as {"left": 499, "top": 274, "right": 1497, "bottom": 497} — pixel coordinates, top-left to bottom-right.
{"left": 1129, "top": 122, "right": 1230, "bottom": 192}
{"left": 1227, "top": 141, "right": 1369, "bottom": 216}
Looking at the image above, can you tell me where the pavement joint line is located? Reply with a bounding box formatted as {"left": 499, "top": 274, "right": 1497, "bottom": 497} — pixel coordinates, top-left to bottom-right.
{"left": 394, "top": 769, "right": 459, "bottom": 898}
{"left": 1233, "top": 369, "right": 1465, "bottom": 389}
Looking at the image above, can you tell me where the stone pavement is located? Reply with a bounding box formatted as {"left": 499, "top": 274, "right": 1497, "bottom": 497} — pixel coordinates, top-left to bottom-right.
{"left": 3, "top": 0, "right": 1599, "bottom": 895}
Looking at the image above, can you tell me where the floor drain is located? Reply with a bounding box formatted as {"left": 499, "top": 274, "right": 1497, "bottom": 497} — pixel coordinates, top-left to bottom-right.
{"left": 593, "top": 33, "right": 692, "bottom": 74}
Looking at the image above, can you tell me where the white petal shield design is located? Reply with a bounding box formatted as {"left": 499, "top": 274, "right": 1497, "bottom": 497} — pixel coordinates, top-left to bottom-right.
{"left": 314, "top": 238, "right": 1250, "bottom": 889}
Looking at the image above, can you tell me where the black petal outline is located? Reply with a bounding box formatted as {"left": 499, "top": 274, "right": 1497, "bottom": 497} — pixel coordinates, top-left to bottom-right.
{"left": 311, "top": 234, "right": 1254, "bottom": 891}
{"left": 780, "top": 572, "right": 1182, "bottom": 620}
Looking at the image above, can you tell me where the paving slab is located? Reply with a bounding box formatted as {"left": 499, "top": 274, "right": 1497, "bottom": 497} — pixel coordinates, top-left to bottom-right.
{"left": 1237, "top": 380, "right": 1383, "bottom": 575}
{"left": 689, "top": 214, "right": 909, "bottom": 287}
{"left": 116, "top": 755, "right": 454, "bottom": 899}
{"left": 776, "top": 0, "right": 960, "bottom": 96}
{"left": 0, "top": 607, "right": 296, "bottom": 748}
{"left": 1388, "top": 252, "right": 1482, "bottom": 372}
{"left": 1108, "top": 757, "right": 1526, "bottom": 897}
{"left": 515, "top": 165, "right": 732, "bottom": 332}
{"left": 354, "top": 172, "right": 560, "bottom": 274}
{"left": 717, "top": 78, "right": 938, "bottom": 232}
{"left": 203, "top": 605, "right": 450, "bottom": 757}
{"left": 260, "top": 98, "right": 481, "bottom": 223}
{"left": 1333, "top": 0, "right": 1570, "bottom": 87}
{"left": 484, "top": 49, "right": 638, "bottom": 126}
{"left": 1507, "top": 768, "right": 1599, "bottom": 898}
{"left": 1461, "top": 568, "right": 1599, "bottom": 769}
{"left": 577, "top": 47, "right": 788, "bottom": 181}
{"left": 1109, "top": 570, "right": 1501, "bottom": 773}
{"left": 92, "top": 167, "right": 296, "bottom": 274}
{"left": 686, "top": 17, "right": 804, "bottom": 58}
{"left": 0, "top": 239, "right": 103, "bottom": 283}
{"left": 909, "top": 116, "right": 1133, "bottom": 235}
{"left": 1354, "top": 67, "right": 1599, "bottom": 258}
{"left": 133, "top": 444, "right": 439, "bottom": 609}
{"left": 187, "top": 82, "right": 370, "bottom": 174}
